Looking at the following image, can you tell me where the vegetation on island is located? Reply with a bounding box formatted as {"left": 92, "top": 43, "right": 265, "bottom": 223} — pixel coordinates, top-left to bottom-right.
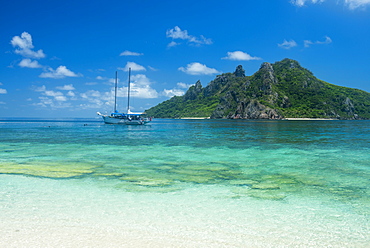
{"left": 146, "top": 58, "right": 370, "bottom": 119}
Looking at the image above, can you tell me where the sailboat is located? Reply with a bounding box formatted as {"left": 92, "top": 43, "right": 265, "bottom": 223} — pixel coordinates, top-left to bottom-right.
{"left": 97, "top": 68, "right": 152, "bottom": 125}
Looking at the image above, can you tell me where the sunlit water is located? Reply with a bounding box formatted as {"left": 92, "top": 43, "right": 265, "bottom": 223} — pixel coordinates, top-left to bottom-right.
{"left": 1, "top": 118, "right": 369, "bottom": 247}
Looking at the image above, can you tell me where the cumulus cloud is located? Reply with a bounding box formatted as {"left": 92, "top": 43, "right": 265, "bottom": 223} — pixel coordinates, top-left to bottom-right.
{"left": 10, "top": 32, "right": 46, "bottom": 59}
{"left": 166, "top": 26, "right": 212, "bottom": 47}
{"left": 56, "top": 84, "right": 75, "bottom": 90}
{"left": 39, "top": 66, "right": 79, "bottom": 79}
{"left": 67, "top": 91, "right": 75, "bottom": 97}
{"left": 167, "top": 41, "right": 179, "bottom": 48}
{"left": 179, "top": 62, "right": 220, "bottom": 75}
{"left": 222, "top": 51, "right": 262, "bottom": 61}
{"left": 278, "top": 40, "right": 298, "bottom": 49}
{"left": 96, "top": 76, "right": 107, "bottom": 80}
{"left": 80, "top": 90, "right": 102, "bottom": 100}
{"left": 304, "top": 36, "right": 332, "bottom": 47}
{"left": 161, "top": 82, "right": 193, "bottom": 97}
{"left": 161, "top": 88, "right": 185, "bottom": 97}
{"left": 0, "top": 88, "right": 7, "bottom": 94}
{"left": 18, "top": 58, "right": 42, "bottom": 68}
{"left": 120, "top": 50, "right": 144, "bottom": 56}
{"left": 78, "top": 89, "right": 112, "bottom": 110}
{"left": 177, "top": 82, "right": 193, "bottom": 89}
{"left": 43, "top": 90, "right": 67, "bottom": 101}
{"left": 34, "top": 96, "right": 72, "bottom": 108}
{"left": 32, "top": 85, "right": 72, "bottom": 109}
{"left": 119, "top": 62, "right": 146, "bottom": 72}
{"left": 127, "top": 74, "right": 158, "bottom": 98}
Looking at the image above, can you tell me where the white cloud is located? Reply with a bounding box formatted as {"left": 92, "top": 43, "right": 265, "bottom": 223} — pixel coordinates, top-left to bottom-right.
{"left": 120, "top": 50, "right": 144, "bottom": 56}
{"left": 44, "top": 90, "right": 63, "bottom": 97}
{"left": 34, "top": 96, "right": 72, "bottom": 108}
{"left": 167, "top": 26, "right": 191, "bottom": 40}
{"left": 34, "top": 96, "right": 53, "bottom": 107}
{"left": 0, "top": 83, "right": 6, "bottom": 94}
{"left": 10, "top": 32, "right": 46, "bottom": 59}
{"left": 34, "top": 85, "right": 46, "bottom": 92}
{"left": 119, "top": 62, "right": 146, "bottom": 72}
{"left": 167, "top": 41, "right": 179, "bottom": 48}
{"left": 126, "top": 74, "right": 158, "bottom": 98}
{"left": 161, "top": 88, "right": 185, "bottom": 97}
{"left": 304, "top": 36, "right": 332, "bottom": 47}
{"left": 317, "top": 36, "right": 332, "bottom": 44}
{"left": 345, "top": 0, "right": 370, "bottom": 9}
{"left": 126, "top": 84, "right": 158, "bottom": 99}
{"left": 290, "top": 0, "right": 324, "bottom": 7}
{"left": 79, "top": 90, "right": 107, "bottom": 109}
{"left": 67, "top": 91, "right": 75, "bottom": 97}
{"left": 39, "top": 66, "right": 80, "bottom": 79}
{"left": 130, "top": 74, "right": 152, "bottom": 86}
{"left": 148, "top": 66, "right": 158, "bottom": 71}
{"left": 177, "top": 82, "right": 193, "bottom": 89}
{"left": 32, "top": 85, "right": 74, "bottom": 109}
{"left": 222, "top": 51, "right": 262, "bottom": 61}
{"left": 179, "top": 62, "right": 220, "bottom": 75}
{"left": 291, "top": 0, "right": 370, "bottom": 9}
{"left": 161, "top": 82, "right": 193, "bottom": 97}
{"left": 80, "top": 90, "right": 102, "bottom": 99}
{"left": 278, "top": 40, "right": 298, "bottom": 49}
{"left": 166, "top": 26, "right": 212, "bottom": 47}
{"left": 56, "top": 84, "right": 75, "bottom": 90}
{"left": 82, "top": 74, "right": 158, "bottom": 105}
{"left": 18, "top": 58, "right": 42, "bottom": 68}
{"left": 54, "top": 95, "right": 68, "bottom": 101}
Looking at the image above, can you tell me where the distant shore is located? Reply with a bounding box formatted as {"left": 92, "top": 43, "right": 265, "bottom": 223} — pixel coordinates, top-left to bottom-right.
{"left": 283, "top": 118, "right": 338, "bottom": 121}
{"left": 179, "top": 117, "right": 210, "bottom": 119}
{"left": 179, "top": 117, "right": 337, "bottom": 120}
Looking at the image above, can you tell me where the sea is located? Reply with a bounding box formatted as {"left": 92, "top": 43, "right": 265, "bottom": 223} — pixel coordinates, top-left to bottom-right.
{"left": 0, "top": 118, "right": 369, "bottom": 247}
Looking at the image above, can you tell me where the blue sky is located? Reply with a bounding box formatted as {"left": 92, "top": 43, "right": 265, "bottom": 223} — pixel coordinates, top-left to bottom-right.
{"left": 1, "top": 0, "right": 370, "bottom": 118}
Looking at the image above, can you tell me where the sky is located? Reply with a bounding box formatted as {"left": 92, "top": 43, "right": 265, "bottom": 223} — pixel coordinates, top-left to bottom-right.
{"left": 1, "top": 0, "right": 370, "bottom": 118}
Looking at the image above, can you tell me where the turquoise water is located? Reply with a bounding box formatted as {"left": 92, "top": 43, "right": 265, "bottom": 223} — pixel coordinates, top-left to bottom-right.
{"left": 1, "top": 119, "right": 369, "bottom": 247}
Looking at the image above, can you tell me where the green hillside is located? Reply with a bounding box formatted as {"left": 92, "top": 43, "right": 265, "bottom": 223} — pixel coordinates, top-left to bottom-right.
{"left": 146, "top": 59, "right": 370, "bottom": 119}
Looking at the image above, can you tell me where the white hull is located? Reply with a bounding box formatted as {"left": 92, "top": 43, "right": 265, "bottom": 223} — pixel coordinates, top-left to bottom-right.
{"left": 98, "top": 113, "right": 151, "bottom": 125}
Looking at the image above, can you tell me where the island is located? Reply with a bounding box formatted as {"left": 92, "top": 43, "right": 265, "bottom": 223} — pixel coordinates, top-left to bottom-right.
{"left": 145, "top": 58, "right": 370, "bottom": 120}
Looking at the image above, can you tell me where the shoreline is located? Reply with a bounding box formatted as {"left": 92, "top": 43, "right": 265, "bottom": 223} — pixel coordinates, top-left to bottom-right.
{"left": 283, "top": 118, "right": 338, "bottom": 121}
{"left": 179, "top": 117, "right": 338, "bottom": 120}
{"left": 179, "top": 117, "right": 210, "bottom": 119}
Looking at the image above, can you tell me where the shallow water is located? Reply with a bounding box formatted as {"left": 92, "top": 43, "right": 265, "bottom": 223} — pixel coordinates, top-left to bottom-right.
{"left": 1, "top": 119, "right": 369, "bottom": 247}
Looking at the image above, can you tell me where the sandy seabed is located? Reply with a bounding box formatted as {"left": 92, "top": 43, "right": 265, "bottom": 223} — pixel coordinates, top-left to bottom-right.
{"left": 2, "top": 221, "right": 369, "bottom": 248}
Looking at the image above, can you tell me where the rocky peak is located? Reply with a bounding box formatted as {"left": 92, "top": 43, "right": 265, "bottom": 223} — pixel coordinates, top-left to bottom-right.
{"left": 184, "top": 80, "right": 203, "bottom": 101}
{"left": 194, "top": 80, "right": 202, "bottom": 92}
{"left": 260, "top": 62, "right": 274, "bottom": 72}
{"left": 258, "top": 62, "right": 278, "bottom": 86}
{"left": 234, "top": 65, "right": 245, "bottom": 77}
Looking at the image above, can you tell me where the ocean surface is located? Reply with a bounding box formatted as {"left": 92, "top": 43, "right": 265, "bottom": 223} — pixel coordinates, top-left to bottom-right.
{"left": 1, "top": 118, "right": 369, "bottom": 247}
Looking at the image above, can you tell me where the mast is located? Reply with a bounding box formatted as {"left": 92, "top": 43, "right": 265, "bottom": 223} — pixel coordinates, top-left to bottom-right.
{"left": 127, "top": 67, "right": 131, "bottom": 113}
{"left": 114, "top": 71, "right": 118, "bottom": 112}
